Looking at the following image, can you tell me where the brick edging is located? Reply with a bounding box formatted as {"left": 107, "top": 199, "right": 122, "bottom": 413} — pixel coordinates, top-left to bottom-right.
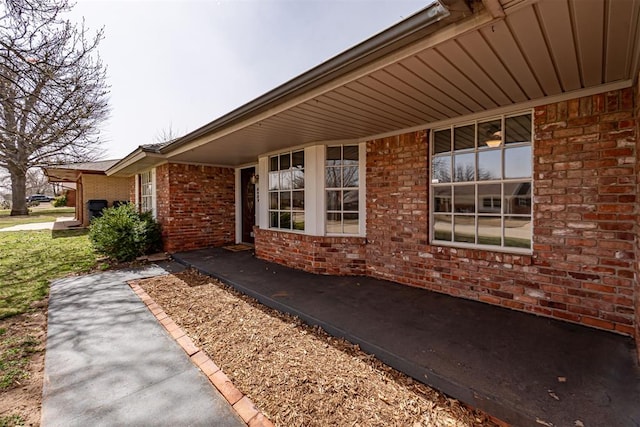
{"left": 129, "top": 282, "right": 275, "bottom": 427}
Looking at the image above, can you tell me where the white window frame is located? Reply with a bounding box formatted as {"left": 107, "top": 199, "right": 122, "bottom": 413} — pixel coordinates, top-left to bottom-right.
{"left": 324, "top": 144, "right": 364, "bottom": 236}
{"left": 429, "top": 111, "right": 533, "bottom": 254}
{"left": 257, "top": 142, "right": 366, "bottom": 237}
{"left": 267, "top": 149, "right": 305, "bottom": 232}
{"left": 139, "top": 169, "right": 156, "bottom": 218}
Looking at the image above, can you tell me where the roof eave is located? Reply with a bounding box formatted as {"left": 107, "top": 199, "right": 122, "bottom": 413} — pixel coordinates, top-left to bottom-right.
{"left": 160, "top": 0, "right": 456, "bottom": 155}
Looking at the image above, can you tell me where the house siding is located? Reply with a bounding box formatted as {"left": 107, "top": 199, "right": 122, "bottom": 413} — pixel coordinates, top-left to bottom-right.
{"left": 155, "top": 163, "right": 235, "bottom": 253}
{"left": 252, "top": 87, "right": 637, "bottom": 338}
{"left": 80, "top": 174, "right": 130, "bottom": 226}
{"left": 254, "top": 228, "right": 367, "bottom": 275}
{"left": 636, "top": 78, "right": 640, "bottom": 356}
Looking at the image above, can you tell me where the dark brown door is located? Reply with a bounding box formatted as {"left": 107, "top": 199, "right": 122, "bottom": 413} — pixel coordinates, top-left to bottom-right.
{"left": 240, "top": 167, "right": 256, "bottom": 244}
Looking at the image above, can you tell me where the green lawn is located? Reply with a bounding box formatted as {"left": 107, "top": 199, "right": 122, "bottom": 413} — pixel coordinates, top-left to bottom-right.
{"left": 0, "top": 207, "right": 75, "bottom": 229}
{"left": 0, "top": 229, "right": 96, "bottom": 319}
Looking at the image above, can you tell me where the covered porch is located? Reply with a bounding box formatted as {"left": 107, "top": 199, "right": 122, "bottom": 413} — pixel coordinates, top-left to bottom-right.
{"left": 173, "top": 247, "right": 640, "bottom": 427}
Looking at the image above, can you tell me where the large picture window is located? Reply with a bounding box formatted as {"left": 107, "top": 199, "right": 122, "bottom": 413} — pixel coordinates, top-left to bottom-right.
{"left": 431, "top": 112, "right": 532, "bottom": 251}
{"left": 269, "top": 150, "right": 304, "bottom": 231}
{"left": 326, "top": 145, "right": 359, "bottom": 234}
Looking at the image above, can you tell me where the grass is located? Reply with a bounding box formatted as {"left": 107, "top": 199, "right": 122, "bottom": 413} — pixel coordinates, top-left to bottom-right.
{"left": 0, "top": 328, "right": 37, "bottom": 391}
{"left": 0, "top": 229, "right": 96, "bottom": 319}
{"left": 0, "top": 207, "right": 75, "bottom": 229}
{"left": 0, "top": 414, "right": 25, "bottom": 427}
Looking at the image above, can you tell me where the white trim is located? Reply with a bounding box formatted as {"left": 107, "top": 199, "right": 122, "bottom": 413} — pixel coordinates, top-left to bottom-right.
{"left": 151, "top": 168, "right": 157, "bottom": 219}
{"left": 359, "top": 142, "right": 367, "bottom": 237}
{"left": 134, "top": 174, "right": 140, "bottom": 207}
{"left": 305, "top": 145, "right": 324, "bottom": 236}
{"left": 235, "top": 168, "right": 241, "bottom": 243}
{"left": 258, "top": 156, "right": 269, "bottom": 230}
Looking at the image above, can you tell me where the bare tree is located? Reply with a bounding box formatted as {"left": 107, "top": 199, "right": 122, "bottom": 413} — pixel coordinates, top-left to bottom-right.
{"left": 0, "top": 0, "right": 109, "bottom": 215}
{"left": 154, "top": 123, "right": 182, "bottom": 144}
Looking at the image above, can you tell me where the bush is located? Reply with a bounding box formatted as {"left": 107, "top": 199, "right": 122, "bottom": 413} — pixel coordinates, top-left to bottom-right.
{"left": 88, "top": 203, "right": 162, "bottom": 262}
{"left": 52, "top": 195, "right": 67, "bottom": 207}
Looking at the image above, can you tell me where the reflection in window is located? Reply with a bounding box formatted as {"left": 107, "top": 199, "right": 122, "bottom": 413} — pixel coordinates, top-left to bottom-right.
{"left": 326, "top": 145, "right": 360, "bottom": 234}
{"left": 430, "top": 112, "right": 532, "bottom": 251}
{"left": 269, "top": 150, "right": 304, "bottom": 231}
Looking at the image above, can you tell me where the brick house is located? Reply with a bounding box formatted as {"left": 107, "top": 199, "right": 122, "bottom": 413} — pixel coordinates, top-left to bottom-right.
{"left": 107, "top": 0, "right": 640, "bottom": 358}
{"left": 44, "top": 160, "right": 130, "bottom": 226}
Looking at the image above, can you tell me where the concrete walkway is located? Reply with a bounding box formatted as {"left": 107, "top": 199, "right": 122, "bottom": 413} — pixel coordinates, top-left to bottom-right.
{"left": 41, "top": 265, "right": 245, "bottom": 427}
{"left": 0, "top": 217, "right": 77, "bottom": 232}
{"left": 175, "top": 247, "right": 640, "bottom": 427}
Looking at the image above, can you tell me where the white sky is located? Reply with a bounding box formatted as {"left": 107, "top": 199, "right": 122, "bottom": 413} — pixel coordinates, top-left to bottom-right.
{"left": 66, "top": 0, "right": 429, "bottom": 160}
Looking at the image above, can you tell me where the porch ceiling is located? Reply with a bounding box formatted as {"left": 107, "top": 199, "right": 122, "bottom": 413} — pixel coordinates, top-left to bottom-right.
{"left": 166, "top": 0, "right": 640, "bottom": 167}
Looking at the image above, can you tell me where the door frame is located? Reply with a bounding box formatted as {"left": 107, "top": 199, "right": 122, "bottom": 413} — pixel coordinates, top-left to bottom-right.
{"left": 235, "top": 165, "right": 258, "bottom": 244}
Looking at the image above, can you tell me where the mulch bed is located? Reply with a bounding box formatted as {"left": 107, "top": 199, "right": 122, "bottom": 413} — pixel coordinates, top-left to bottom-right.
{"left": 135, "top": 269, "right": 497, "bottom": 427}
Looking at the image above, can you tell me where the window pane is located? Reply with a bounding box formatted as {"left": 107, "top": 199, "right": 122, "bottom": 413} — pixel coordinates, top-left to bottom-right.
{"left": 327, "top": 146, "right": 341, "bottom": 165}
{"left": 280, "top": 153, "right": 291, "bottom": 170}
{"left": 326, "top": 167, "right": 340, "bottom": 188}
{"left": 478, "top": 216, "right": 501, "bottom": 246}
{"left": 478, "top": 150, "right": 501, "bottom": 180}
{"left": 477, "top": 184, "right": 501, "bottom": 214}
{"left": 343, "top": 213, "right": 359, "bottom": 234}
{"left": 279, "top": 191, "right": 291, "bottom": 210}
{"left": 505, "top": 146, "right": 532, "bottom": 178}
{"left": 292, "top": 150, "right": 304, "bottom": 168}
{"left": 433, "top": 187, "right": 452, "bottom": 212}
{"left": 292, "top": 212, "right": 305, "bottom": 231}
{"left": 269, "top": 172, "right": 279, "bottom": 190}
{"left": 433, "top": 129, "right": 451, "bottom": 154}
{"left": 327, "top": 190, "right": 341, "bottom": 211}
{"left": 454, "top": 185, "right": 475, "bottom": 213}
{"left": 454, "top": 216, "right": 475, "bottom": 243}
{"left": 505, "top": 216, "right": 531, "bottom": 248}
{"left": 280, "top": 171, "right": 292, "bottom": 190}
{"left": 478, "top": 119, "right": 502, "bottom": 149}
{"left": 505, "top": 114, "right": 531, "bottom": 144}
{"left": 292, "top": 191, "right": 304, "bottom": 210}
{"left": 269, "top": 192, "right": 278, "bottom": 210}
{"left": 504, "top": 182, "right": 531, "bottom": 215}
{"left": 432, "top": 155, "right": 451, "bottom": 183}
{"left": 454, "top": 152, "right": 475, "bottom": 182}
{"left": 454, "top": 124, "right": 474, "bottom": 150}
{"left": 327, "top": 212, "right": 341, "bottom": 233}
{"left": 343, "top": 166, "right": 359, "bottom": 187}
{"left": 343, "top": 145, "right": 359, "bottom": 164}
{"left": 280, "top": 212, "right": 291, "bottom": 229}
{"left": 269, "top": 156, "right": 278, "bottom": 172}
{"left": 433, "top": 214, "right": 451, "bottom": 241}
{"left": 292, "top": 170, "right": 304, "bottom": 189}
{"left": 270, "top": 211, "right": 279, "bottom": 228}
{"left": 343, "top": 190, "right": 358, "bottom": 211}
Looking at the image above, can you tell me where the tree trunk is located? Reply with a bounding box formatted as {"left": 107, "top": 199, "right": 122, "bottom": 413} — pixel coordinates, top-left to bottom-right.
{"left": 10, "top": 168, "right": 28, "bottom": 216}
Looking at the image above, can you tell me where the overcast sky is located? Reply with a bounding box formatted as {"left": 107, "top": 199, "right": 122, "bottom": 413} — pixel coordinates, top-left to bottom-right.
{"left": 66, "top": 0, "right": 429, "bottom": 160}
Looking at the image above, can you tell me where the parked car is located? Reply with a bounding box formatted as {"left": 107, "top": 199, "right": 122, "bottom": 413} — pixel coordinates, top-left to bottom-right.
{"left": 26, "top": 194, "right": 53, "bottom": 203}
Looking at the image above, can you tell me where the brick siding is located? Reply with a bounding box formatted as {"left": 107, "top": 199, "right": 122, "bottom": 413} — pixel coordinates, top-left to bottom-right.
{"left": 80, "top": 174, "right": 130, "bottom": 226}
{"left": 254, "top": 228, "right": 366, "bottom": 275}
{"left": 155, "top": 163, "right": 235, "bottom": 253}
{"left": 252, "top": 88, "right": 637, "bottom": 338}
{"left": 636, "top": 78, "right": 640, "bottom": 356}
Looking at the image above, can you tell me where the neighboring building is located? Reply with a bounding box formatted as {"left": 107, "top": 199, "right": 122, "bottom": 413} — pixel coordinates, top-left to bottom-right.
{"left": 44, "top": 160, "right": 130, "bottom": 226}
{"left": 107, "top": 0, "right": 640, "bottom": 359}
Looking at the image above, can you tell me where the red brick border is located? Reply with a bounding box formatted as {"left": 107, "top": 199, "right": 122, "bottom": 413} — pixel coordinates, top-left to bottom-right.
{"left": 129, "top": 282, "right": 275, "bottom": 427}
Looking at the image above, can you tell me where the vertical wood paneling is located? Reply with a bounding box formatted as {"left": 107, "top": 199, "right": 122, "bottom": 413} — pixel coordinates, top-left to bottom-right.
{"left": 605, "top": 0, "right": 639, "bottom": 81}
{"left": 572, "top": 0, "right": 604, "bottom": 86}
{"left": 536, "top": 0, "right": 581, "bottom": 91}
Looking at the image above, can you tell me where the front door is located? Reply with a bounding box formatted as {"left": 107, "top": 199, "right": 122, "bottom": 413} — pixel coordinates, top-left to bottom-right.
{"left": 240, "top": 167, "right": 256, "bottom": 244}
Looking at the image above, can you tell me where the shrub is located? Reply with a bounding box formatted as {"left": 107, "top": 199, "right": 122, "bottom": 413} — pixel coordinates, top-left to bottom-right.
{"left": 52, "top": 195, "right": 67, "bottom": 207}
{"left": 88, "top": 203, "right": 162, "bottom": 262}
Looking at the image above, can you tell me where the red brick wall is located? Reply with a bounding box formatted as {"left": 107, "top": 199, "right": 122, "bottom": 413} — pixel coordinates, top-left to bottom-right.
{"left": 156, "top": 163, "right": 235, "bottom": 252}
{"left": 636, "top": 79, "right": 640, "bottom": 356}
{"left": 362, "top": 89, "right": 637, "bottom": 336}
{"left": 254, "top": 228, "right": 366, "bottom": 275}
{"left": 128, "top": 176, "right": 136, "bottom": 204}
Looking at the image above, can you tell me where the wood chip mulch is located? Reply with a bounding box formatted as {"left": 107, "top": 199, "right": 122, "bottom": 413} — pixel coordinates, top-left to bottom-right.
{"left": 134, "top": 269, "right": 498, "bottom": 427}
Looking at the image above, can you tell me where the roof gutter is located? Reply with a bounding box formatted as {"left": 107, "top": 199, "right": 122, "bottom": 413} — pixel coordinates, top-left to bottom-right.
{"left": 161, "top": 0, "right": 453, "bottom": 155}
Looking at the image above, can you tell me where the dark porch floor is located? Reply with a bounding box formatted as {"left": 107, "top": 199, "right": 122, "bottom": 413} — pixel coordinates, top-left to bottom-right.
{"left": 173, "top": 247, "right": 640, "bottom": 427}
